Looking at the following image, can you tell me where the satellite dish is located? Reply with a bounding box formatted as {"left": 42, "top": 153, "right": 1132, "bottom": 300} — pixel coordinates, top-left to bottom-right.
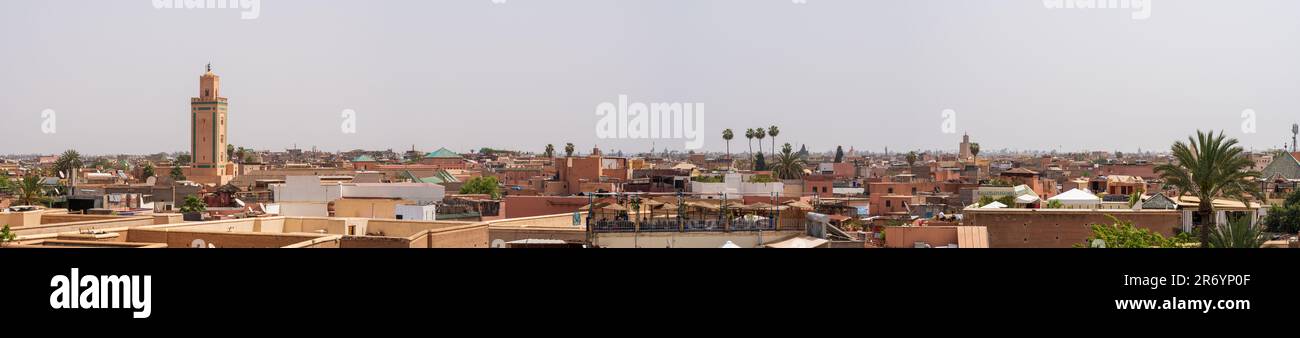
{"left": 58, "top": 171, "right": 65, "bottom": 179}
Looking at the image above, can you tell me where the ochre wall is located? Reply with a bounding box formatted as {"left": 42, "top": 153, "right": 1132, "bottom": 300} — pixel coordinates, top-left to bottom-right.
{"left": 964, "top": 209, "right": 1180, "bottom": 248}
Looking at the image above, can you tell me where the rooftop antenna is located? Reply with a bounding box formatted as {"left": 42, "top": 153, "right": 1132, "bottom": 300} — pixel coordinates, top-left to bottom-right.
{"left": 1292, "top": 123, "right": 1298, "bottom": 152}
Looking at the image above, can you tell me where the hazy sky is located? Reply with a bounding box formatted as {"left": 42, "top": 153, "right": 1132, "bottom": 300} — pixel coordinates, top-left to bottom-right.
{"left": 2, "top": 0, "right": 1298, "bottom": 156}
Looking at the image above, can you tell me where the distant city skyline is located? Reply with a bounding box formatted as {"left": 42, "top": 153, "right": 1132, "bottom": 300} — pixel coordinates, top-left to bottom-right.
{"left": 3, "top": 0, "right": 1299, "bottom": 155}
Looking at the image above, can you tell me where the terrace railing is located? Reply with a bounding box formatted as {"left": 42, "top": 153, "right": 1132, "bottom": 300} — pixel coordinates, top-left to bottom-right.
{"left": 590, "top": 219, "right": 782, "bottom": 233}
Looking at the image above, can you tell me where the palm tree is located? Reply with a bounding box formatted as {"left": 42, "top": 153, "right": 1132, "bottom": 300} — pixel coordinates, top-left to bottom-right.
{"left": 235, "top": 147, "right": 248, "bottom": 164}
{"left": 564, "top": 143, "right": 575, "bottom": 157}
{"left": 745, "top": 128, "right": 755, "bottom": 162}
{"left": 769, "top": 143, "right": 806, "bottom": 180}
{"left": 906, "top": 151, "right": 918, "bottom": 167}
{"left": 754, "top": 127, "right": 766, "bottom": 156}
{"left": 722, "top": 129, "right": 734, "bottom": 159}
{"left": 767, "top": 126, "right": 780, "bottom": 157}
{"left": 54, "top": 149, "right": 82, "bottom": 178}
{"left": 14, "top": 175, "right": 48, "bottom": 206}
{"left": 544, "top": 144, "right": 555, "bottom": 158}
{"left": 1208, "top": 216, "right": 1267, "bottom": 248}
{"left": 969, "top": 143, "right": 981, "bottom": 159}
{"left": 1154, "top": 130, "right": 1262, "bottom": 247}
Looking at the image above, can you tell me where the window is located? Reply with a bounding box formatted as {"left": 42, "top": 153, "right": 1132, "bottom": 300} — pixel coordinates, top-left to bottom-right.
{"left": 888, "top": 188, "right": 894, "bottom": 194}
{"left": 885, "top": 200, "right": 892, "bottom": 208}
{"left": 347, "top": 225, "right": 356, "bottom": 236}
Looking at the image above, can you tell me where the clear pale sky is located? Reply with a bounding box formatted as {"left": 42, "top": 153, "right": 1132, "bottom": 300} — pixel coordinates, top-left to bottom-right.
{"left": 2, "top": 0, "right": 1298, "bottom": 156}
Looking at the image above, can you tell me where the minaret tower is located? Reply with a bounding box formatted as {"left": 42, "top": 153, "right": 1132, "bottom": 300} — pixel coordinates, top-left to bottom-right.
{"left": 190, "top": 63, "right": 232, "bottom": 186}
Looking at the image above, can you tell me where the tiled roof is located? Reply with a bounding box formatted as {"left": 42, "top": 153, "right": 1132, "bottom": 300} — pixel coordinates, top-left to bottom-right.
{"left": 1261, "top": 151, "right": 1300, "bottom": 180}
{"left": 424, "top": 148, "right": 461, "bottom": 159}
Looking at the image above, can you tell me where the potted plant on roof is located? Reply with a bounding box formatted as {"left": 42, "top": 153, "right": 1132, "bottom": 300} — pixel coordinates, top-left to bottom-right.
{"left": 179, "top": 195, "right": 207, "bottom": 222}
{"left": 0, "top": 224, "right": 17, "bottom": 248}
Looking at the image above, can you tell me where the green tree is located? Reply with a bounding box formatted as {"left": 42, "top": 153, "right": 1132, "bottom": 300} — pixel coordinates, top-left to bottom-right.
{"left": 1263, "top": 190, "right": 1300, "bottom": 234}
{"left": 906, "top": 151, "right": 918, "bottom": 167}
{"left": 406, "top": 151, "right": 424, "bottom": 163}
{"left": 834, "top": 146, "right": 844, "bottom": 163}
{"left": 564, "top": 143, "right": 575, "bottom": 157}
{"left": 459, "top": 176, "right": 502, "bottom": 199}
{"left": 0, "top": 224, "right": 17, "bottom": 247}
{"left": 1154, "top": 130, "right": 1262, "bottom": 247}
{"left": 544, "top": 144, "right": 555, "bottom": 158}
{"left": 767, "top": 125, "right": 780, "bottom": 157}
{"left": 14, "top": 175, "right": 47, "bottom": 206}
{"left": 722, "top": 129, "right": 734, "bottom": 159}
{"left": 753, "top": 152, "right": 768, "bottom": 171}
{"left": 769, "top": 143, "right": 805, "bottom": 180}
{"left": 1080, "top": 215, "right": 1190, "bottom": 248}
{"left": 170, "top": 166, "right": 186, "bottom": 181}
{"left": 54, "top": 149, "right": 82, "bottom": 177}
{"left": 141, "top": 164, "right": 156, "bottom": 180}
{"left": 176, "top": 153, "right": 192, "bottom": 165}
{"left": 1045, "top": 199, "right": 1064, "bottom": 209}
{"left": 226, "top": 144, "right": 236, "bottom": 162}
{"left": 996, "top": 195, "right": 1015, "bottom": 207}
{"left": 91, "top": 158, "right": 111, "bottom": 170}
{"left": 179, "top": 195, "right": 206, "bottom": 213}
{"left": 1208, "top": 216, "right": 1267, "bottom": 248}
{"left": 969, "top": 143, "right": 981, "bottom": 158}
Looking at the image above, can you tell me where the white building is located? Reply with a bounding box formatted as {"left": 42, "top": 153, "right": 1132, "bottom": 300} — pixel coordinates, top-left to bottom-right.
{"left": 690, "top": 173, "right": 785, "bottom": 199}
{"left": 1047, "top": 188, "right": 1101, "bottom": 209}
{"left": 395, "top": 204, "right": 437, "bottom": 221}
{"left": 271, "top": 176, "right": 446, "bottom": 217}
{"left": 271, "top": 176, "right": 341, "bottom": 217}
